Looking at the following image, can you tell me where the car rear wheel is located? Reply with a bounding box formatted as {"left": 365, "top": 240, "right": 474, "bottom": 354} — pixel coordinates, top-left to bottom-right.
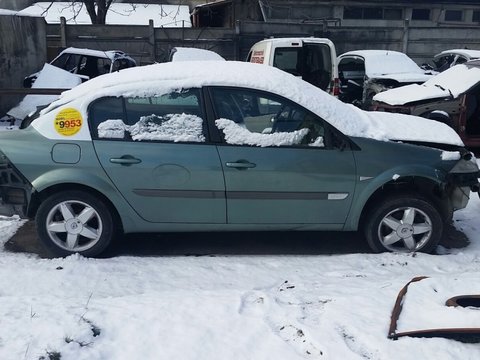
{"left": 36, "top": 191, "right": 114, "bottom": 257}
{"left": 364, "top": 195, "right": 443, "bottom": 253}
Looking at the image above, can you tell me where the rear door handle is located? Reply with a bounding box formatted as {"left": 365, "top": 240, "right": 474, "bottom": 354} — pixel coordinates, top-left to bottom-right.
{"left": 225, "top": 160, "right": 256, "bottom": 169}
{"left": 110, "top": 155, "right": 142, "bottom": 166}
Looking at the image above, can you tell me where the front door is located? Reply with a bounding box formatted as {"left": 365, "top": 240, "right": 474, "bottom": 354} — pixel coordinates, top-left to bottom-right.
{"left": 210, "top": 87, "right": 356, "bottom": 225}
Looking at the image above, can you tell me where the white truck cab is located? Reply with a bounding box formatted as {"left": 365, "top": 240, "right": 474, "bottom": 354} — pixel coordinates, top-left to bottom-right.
{"left": 247, "top": 38, "right": 339, "bottom": 96}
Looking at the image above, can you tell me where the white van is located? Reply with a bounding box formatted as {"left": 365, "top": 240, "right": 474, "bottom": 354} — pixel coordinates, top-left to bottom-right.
{"left": 247, "top": 38, "right": 339, "bottom": 96}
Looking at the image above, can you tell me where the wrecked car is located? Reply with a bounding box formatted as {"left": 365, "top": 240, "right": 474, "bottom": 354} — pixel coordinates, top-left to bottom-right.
{"left": 372, "top": 60, "right": 480, "bottom": 148}
{"left": 0, "top": 61, "right": 477, "bottom": 257}
{"left": 423, "top": 49, "right": 480, "bottom": 72}
{"left": 23, "top": 47, "right": 136, "bottom": 88}
{"left": 338, "top": 50, "right": 433, "bottom": 109}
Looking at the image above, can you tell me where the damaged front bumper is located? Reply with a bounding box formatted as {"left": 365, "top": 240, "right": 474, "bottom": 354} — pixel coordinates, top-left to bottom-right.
{"left": 446, "top": 153, "right": 480, "bottom": 210}
{"left": 0, "top": 151, "right": 31, "bottom": 218}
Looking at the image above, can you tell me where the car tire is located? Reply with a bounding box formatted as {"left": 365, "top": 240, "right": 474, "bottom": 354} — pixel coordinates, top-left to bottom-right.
{"left": 36, "top": 190, "right": 115, "bottom": 257}
{"left": 364, "top": 195, "right": 443, "bottom": 253}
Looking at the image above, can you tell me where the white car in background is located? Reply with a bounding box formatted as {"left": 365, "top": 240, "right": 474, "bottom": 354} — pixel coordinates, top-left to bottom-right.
{"left": 338, "top": 50, "right": 434, "bottom": 108}
{"left": 23, "top": 47, "right": 136, "bottom": 88}
{"left": 426, "top": 49, "right": 480, "bottom": 72}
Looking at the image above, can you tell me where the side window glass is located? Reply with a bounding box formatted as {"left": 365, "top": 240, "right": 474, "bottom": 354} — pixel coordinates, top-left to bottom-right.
{"left": 455, "top": 56, "right": 467, "bottom": 65}
{"left": 273, "top": 47, "right": 301, "bottom": 76}
{"left": 122, "top": 89, "right": 205, "bottom": 142}
{"left": 63, "top": 54, "right": 81, "bottom": 72}
{"left": 89, "top": 97, "right": 126, "bottom": 139}
{"left": 97, "top": 58, "right": 111, "bottom": 75}
{"left": 51, "top": 54, "right": 69, "bottom": 69}
{"left": 112, "top": 59, "right": 134, "bottom": 72}
{"left": 211, "top": 88, "right": 325, "bottom": 148}
{"left": 78, "top": 56, "right": 100, "bottom": 78}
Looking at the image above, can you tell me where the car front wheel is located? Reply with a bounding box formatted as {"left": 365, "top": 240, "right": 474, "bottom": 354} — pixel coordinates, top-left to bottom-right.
{"left": 36, "top": 191, "right": 114, "bottom": 257}
{"left": 365, "top": 195, "right": 443, "bottom": 253}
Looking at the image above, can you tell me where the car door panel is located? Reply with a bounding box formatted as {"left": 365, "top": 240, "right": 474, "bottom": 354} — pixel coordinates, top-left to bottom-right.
{"left": 217, "top": 146, "right": 356, "bottom": 224}
{"left": 209, "top": 86, "right": 357, "bottom": 225}
{"left": 93, "top": 141, "right": 226, "bottom": 223}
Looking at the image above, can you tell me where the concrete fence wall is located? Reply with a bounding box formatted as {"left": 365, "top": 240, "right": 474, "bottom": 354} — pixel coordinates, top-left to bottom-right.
{"left": 0, "top": 15, "right": 46, "bottom": 115}
{"left": 45, "top": 20, "right": 480, "bottom": 67}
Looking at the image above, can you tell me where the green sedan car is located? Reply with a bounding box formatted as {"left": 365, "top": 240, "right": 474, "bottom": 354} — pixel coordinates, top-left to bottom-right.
{"left": 0, "top": 61, "right": 478, "bottom": 257}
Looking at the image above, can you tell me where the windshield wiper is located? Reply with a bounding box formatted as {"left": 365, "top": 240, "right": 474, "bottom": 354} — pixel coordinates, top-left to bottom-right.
{"left": 435, "top": 84, "right": 454, "bottom": 98}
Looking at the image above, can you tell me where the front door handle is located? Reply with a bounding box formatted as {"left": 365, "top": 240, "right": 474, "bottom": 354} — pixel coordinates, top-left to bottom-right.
{"left": 225, "top": 160, "right": 256, "bottom": 169}
{"left": 110, "top": 155, "right": 142, "bottom": 166}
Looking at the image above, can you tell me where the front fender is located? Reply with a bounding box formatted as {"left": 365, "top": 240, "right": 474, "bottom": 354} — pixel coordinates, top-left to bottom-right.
{"left": 344, "top": 164, "right": 445, "bottom": 231}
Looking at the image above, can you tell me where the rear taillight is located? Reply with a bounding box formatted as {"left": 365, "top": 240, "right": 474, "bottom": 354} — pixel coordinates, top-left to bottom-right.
{"left": 332, "top": 78, "right": 340, "bottom": 96}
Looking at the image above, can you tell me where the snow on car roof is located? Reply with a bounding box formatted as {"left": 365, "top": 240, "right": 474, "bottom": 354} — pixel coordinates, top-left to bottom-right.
{"left": 59, "top": 47, "right": 124, "bottom": 61}
{"left": 339, "top": 50, "right": 427, "bottom": 78}
{"left": 436, "top": 49, "right": 480, "bottom": 59}
{"left": 42, "top": 61, "right": 463, "bottom": 146}
{"left": 18, "top": 2, "right": 191, "bottom": 27}
{"left": 170, "top": 48, "right": 225, "bottom": 62}
{"left": 374, "top": 62, "right": 480, "bottom": 105}
{"left": 254, "top": 37, "right": 334, "bottom": 45}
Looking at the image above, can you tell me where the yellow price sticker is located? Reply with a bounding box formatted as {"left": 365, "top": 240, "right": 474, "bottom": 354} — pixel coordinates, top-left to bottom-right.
{"left": 54, "top": 108, "right": 83, "bottom": 136}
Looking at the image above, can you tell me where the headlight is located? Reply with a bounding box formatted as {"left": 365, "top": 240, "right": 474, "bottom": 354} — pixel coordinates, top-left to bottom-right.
{"left": 449, "top": 154, "right": 479, "bottom": 174}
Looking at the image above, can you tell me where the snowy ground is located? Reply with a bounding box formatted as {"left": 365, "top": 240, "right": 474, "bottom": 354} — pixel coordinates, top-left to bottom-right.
{"left": 0, "top": 195, "right": 479, "bottom": 359}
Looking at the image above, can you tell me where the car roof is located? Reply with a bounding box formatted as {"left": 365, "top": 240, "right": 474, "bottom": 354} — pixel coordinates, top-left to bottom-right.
{"left": 436, "top": 49, "right": 480, "bottom": 59}
{"left": 38, "top": 61, "right": 463, "bottom": 146}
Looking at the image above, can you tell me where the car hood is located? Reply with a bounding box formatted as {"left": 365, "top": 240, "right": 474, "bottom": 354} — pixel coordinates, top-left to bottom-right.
{"left": 372, "top": 83, "right": 449, "bottom": 105}
{"left": 349, "top": 106, "right": 463, "bottom": 146}
{"left": 371, "top": 72, "right": 432, "bottom": 83}
{"left": 375, "top": 63, "right": 480, "bottom": 106}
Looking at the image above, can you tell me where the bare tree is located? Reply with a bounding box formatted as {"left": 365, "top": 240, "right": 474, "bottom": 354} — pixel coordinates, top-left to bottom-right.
{"left": 43, "top": 1, "right": 114, "bottom": 24}
{"left": 44, "top": 1, "right": 182, "bottom": 25}
{"left": 84, "top": 0, "right": 114, "bottom": 24}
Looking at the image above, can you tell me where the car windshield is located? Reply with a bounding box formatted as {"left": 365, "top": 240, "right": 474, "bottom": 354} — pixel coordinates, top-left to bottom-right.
{"left": 364, "top": 53, "right": 424, "bottom": 76}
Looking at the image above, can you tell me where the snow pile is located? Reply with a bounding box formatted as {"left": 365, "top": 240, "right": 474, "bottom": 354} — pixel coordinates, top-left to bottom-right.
{"left": 441, "top": 151, "right": 461, "bottom": 161}
{"left": 19, "top": 2, "right": 191, "bottom": 27}
{"left": 171, "top": 47, "right": 225, "bottom": 62}
{"left": 374, "top": 63, "right": 480, "bottom": 105}
{"left": 0, "top": 9, "right": 18, "bottom": 15}
{"left": 41, "top": 61, "right": 463, "bottom": 146}
{"left": 7, "top": 64, "right": 81, "bottom": 120}
{"left": 97, "top": 119, "right": 126, "bottom": 139}
{"left": 98, "top": 114, "right": 205, "bottom": 142}
{"left": 216, "top": 119, "right": 310, "bottom": 147}
{"left": 130, "top": 114, "right": 205, "bottom": 142}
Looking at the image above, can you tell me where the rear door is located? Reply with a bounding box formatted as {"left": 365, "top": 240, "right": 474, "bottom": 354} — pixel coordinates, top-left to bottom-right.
{"left": 209, "top": 86, "right": 356, "bottom": 226}
{"left": 89, "top": 89, "right": 226, "bottom": 224}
